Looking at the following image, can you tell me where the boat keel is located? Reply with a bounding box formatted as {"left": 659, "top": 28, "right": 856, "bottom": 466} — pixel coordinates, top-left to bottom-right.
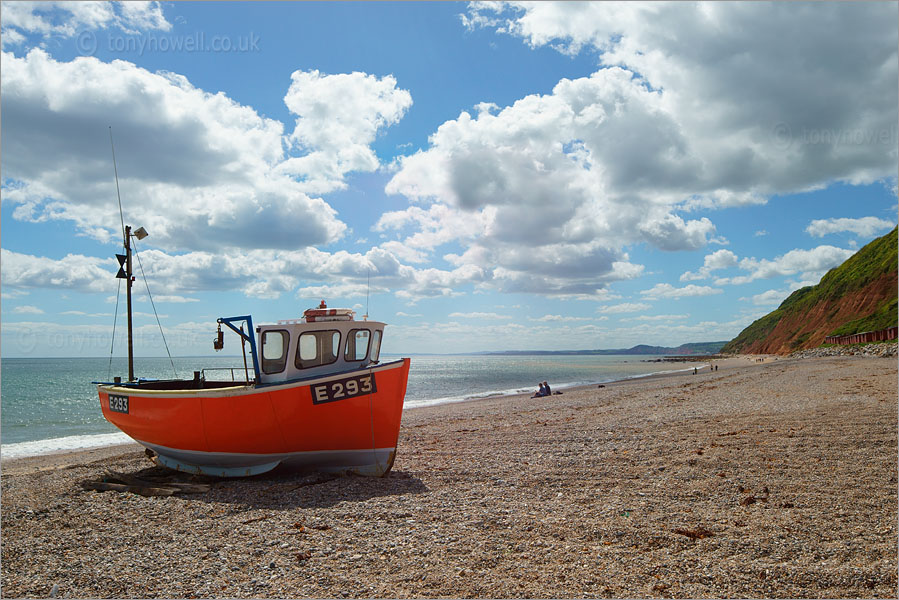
{"left": 154, "top": 453, "right": 283, "bottom": 478}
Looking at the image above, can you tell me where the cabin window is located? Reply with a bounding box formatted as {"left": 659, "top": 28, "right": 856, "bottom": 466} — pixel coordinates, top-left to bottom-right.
{"left": 345, "top": 329, "right": 371, "bottom": 362}
{"left": 370, "top": 329, "right": 382, "bottom": 363}
{"left": 296, "top": 330, "right": 340, "bottom": 369}
{"left": 261, "top": 330, "right": 289, "bottom": 374}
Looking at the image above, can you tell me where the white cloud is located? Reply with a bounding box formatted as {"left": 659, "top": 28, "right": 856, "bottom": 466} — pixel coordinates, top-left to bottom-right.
{"left": 115, "top": 1, "right": 171, "bottom": 33}
{"left": 458, "top": 1, "right": 898, "bottom": 205}
{"left": 295, "top": 284, "right": 372, "bottom": 301}
{"left": 1, "top": 49, "right": 350, "bottom": 252}
{"left": 474, "top": 101, "right": 499, "bottom": 115}
{"left": 11, "top": 304, "right": 44, "bottom": 314}
{"left": 463, "top": 2, "right": 625, "bottom": 56}
{"left": 1, "top": 240, "right": 497, "bottom": 305}
{"left": 4, "top": 2, "right": 895, "bottom": 312}
{"left": 638, "top": 215, "right": 716, "bottom": 252}
{"left": 0, "top": 46, "right": 436, "bottom": 302}
{"left": 386, "top": 2, "right": 896, "bottom": 300}
{"left": 0, "top": 1, "right": 171, "bottom": 41}
{"left": 0, "top": 25, "right": 26, "bottom": 47}
{"left": 0, "top": 50, "right": 442, "bottom": 304}
{"left": 745, "top": 289, "right": 788, "bottom": 306}
{"left": 387, "top": 67, "right": 720, "bottom": 250}
{"left": 448, "top": 312, "right": 513, "bottom": 320}
{"left": 680, "top": 249, "right": 739, "bottom": 281}
{"left": 529, "top": 314, "right": 593, "bottom": 322}
{"left": 0, "top": 55, "right": 419, "bottom": 294}
{"left": 1, "top": 248, "right": 117, "bottom": 293}
{"left": 716, "top": 245, "right": 856, "bottom": 286}
{"left": 1, "top": 246, "right": 362, "bottom": 300}
{"left": 0, "top": 289, "right": 30, "bottom": 299}
{"left": 806, "top": 217, "right": 895, "bottom": 238}
{"left": 384, "top": 65, "right": 731, "bottom": 297}
{"left": 640, "top": 284, "right": 723, "bottom": 299}
{"left": 740, "top": 277, "right": 819, "bottom": 306}
{"left": 597, "top": 302, "right": 651, "bottom": 314}
{"left": 623, "top": 314, "right": 690, "bottom": 322}
{"left": 279, "top": 70, "right": 412, "bottom": 194}
{"left": 394, "top": 264, "right": 489, "bottom": 302}
{"left": 151, "top": 295, "right": 200, "bottom": 303}
{"left": 375, "top": 203, "right": 488, "bottom": 257}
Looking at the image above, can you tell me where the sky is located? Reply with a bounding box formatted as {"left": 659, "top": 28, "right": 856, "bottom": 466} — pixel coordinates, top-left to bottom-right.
{"left": 1, "top": 1, "right": 897, "bottom": 358}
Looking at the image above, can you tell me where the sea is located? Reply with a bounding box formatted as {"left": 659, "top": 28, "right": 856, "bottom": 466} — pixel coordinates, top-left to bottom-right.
{"left": 0, "top": 354, "right": 694, "bottom": 459}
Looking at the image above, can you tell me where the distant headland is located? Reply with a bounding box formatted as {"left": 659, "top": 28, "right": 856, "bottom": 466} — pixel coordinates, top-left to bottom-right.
{"left": 482, "top": 341, "right": 728, "bottom": 356}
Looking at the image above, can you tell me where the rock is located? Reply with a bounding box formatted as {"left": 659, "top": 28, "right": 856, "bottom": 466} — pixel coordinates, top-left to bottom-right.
{"left": 790, "top": 342, "right": 897, "bottom": 359}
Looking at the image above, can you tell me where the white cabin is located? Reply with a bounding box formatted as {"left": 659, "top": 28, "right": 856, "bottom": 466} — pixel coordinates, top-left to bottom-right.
{"left": 255, "top": 306, "right": 385, "bottom": 384}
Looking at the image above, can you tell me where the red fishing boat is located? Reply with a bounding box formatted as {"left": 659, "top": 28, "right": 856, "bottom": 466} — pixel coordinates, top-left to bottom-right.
{"left": 96, "top": 227, "right": 409, "bottom": 477}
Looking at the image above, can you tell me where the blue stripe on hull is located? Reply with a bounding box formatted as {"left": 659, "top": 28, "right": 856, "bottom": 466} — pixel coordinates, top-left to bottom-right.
{"left": 142, "top": 441, "right": 396, "bottom": 478}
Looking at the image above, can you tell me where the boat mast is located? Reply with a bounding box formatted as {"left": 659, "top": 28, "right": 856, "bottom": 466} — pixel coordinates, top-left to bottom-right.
{"left": 114, "top": 224, "right": 150, "bottom": 381}
{"left": 124, "top": 225, "right": 135, "bottom": 381}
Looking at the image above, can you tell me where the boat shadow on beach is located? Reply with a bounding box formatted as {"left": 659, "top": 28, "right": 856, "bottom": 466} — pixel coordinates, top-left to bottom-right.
{"left": 108, "top": 463, "right": 429, "bottom": 510}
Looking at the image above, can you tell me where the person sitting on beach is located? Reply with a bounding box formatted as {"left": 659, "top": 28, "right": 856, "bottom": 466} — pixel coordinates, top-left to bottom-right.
{"left": 543, "top": 381, "right": 552, "bottom": 396}
{"left": 532, "top": 383, "right": 546, "bottom": 398}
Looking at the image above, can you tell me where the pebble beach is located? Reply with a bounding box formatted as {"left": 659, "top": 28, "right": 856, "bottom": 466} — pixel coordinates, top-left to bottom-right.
{"left": 2, "top": 354, "right": 896, "bottom": 598}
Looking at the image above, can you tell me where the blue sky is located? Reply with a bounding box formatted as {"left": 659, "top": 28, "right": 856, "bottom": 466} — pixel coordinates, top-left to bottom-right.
{"left": 1, "top": 1, "right": 897, "bottom": 357}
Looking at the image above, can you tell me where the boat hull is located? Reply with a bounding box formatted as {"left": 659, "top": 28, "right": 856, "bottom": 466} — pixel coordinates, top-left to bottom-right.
{"left": 98, "top": 358, "right": 410, "bottom": 477}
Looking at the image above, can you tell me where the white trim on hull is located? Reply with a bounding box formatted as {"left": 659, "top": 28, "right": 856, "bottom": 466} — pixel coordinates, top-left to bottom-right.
{"left": 141, "top": 440, "right": 397, "bottom": 478}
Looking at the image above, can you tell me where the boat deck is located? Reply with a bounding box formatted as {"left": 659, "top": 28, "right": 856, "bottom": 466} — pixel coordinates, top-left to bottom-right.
{"left": 97, "top": 379, "right": 251, "bottom": 391}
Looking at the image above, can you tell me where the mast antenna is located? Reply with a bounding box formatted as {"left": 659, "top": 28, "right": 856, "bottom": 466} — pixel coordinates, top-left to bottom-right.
{"left": 364, "top": 268, "right": 370, "bottom": 320}
{"left": 109, "top": 126, "right": 135, "bottom": 381}
{"left": 110, "top": 127, "right": 126, "bottom": 243}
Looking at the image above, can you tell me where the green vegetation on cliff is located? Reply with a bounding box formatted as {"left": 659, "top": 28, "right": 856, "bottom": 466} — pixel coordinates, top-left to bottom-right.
{"left": 813, "top": 226, "right": 897, "bottom": 301}
{"left": 722, "top": 227, "right": 897, "bottom": 354}
{"left": 829, "top": 297, "right": 898, "bottom": 336}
